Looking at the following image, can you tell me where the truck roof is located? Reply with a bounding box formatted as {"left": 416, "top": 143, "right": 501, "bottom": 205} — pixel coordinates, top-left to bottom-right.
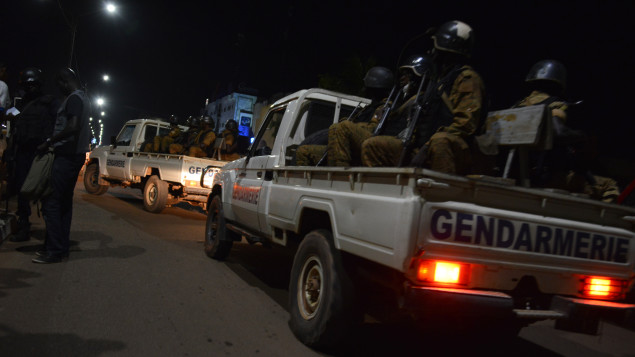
{"left": 273, "top": 88, "right": 372, "bottom": 108}
{"left": 124, "top": 118, "right": 168, "bottom": 125}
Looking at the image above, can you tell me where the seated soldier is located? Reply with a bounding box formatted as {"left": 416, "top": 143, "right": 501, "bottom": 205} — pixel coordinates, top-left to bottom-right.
{"left": 295, "top": 66, "right": 394, "bottom": 166}
{"left": 188, "top": 115, "right": 216, "bottom": 157}
{"left": 219, "top": 119, "right": 241, "bottom": 161}
{"left": 360, "top": 54, "right": 434, "bottom": 167}
{"left": 152, "top": 115, "right": 181, "bottom": 153}
{"left": 169, "top": 116, "right": 199, "bottom": 154}
{"left": 511, "top": 59, "right": 619, "bottom": 202}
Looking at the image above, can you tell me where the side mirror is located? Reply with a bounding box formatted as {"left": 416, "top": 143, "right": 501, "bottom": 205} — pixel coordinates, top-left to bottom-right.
{"left": 110, "top": 135, "right": 117, "bottom": 148}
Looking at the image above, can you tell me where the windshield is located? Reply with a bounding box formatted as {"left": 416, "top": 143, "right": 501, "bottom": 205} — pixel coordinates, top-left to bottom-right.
{"left": 116, "top": 124, "right": 136, "bottom": 146}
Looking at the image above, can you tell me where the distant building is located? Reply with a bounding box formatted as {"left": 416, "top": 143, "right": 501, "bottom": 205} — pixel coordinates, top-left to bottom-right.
{"left": 205, "top": 92, "right": 258, "bottom": 138}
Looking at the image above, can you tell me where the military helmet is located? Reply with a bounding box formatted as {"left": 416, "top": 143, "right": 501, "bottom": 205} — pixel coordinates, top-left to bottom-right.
{"left": 363, "top": 66, "right": 394, "bottom": 89}
{"left": 20, "top": 67, "right": 42, "bottom": 85}
{"left": 201, "top": 115, "right": 215, "bottom": 128}
{"left": 525, "top": 59, "right": 567, "bottom": 90}
{"left": 399, "top": 55, "right": 432, "bottom": 77}
{"left": 168, "top": 115, "right": 179, "bottom": 126}
{"left": 432, "top": 20, "right": 475, "bottom": 57}
{"left": 225, "top": 119, "right": 238, "bottom": 131}
{"left": 189, "top": 115, "right": 200, "bottom": 127}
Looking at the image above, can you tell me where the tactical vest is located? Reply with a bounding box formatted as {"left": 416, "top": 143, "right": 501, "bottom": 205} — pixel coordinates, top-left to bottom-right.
{"left": 13, "top": 95, "right": 57, "bottom": 150}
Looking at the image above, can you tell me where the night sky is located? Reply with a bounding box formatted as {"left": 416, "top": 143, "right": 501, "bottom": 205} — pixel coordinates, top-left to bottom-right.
{"left": 2, "top": 0, "right": 634, "bottom": 182}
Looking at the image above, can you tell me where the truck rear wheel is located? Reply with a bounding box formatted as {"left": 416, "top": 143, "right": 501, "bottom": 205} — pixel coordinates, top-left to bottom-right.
{"left": 288, "top": 229, "right": 357, "bottom": 348}
{"left": 143, "top": 175, "right": 168, "bottom": 213}
{"left": 83, "top": 163, "right": 109, "bottom": 195}
{"left": 204, "top": 195, "right": 233, "bottom": 260}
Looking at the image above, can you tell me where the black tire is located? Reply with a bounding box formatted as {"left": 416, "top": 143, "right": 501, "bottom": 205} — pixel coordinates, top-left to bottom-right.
{"left": 83, "top": 163, "right": 109, "bottom": 195}
{"left": 143, "top": 175, "right": 168, "bottom": 213}
{"left": 288, "top": 229, "right": 357, "bottom": 349}
{"left": 204, "top": 195, "right": 234, "bottom": 260}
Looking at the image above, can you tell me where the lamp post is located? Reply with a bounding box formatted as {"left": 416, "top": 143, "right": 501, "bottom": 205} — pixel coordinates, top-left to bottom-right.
{"left": 64, "top": 2, "right": 118, "bottom": 68}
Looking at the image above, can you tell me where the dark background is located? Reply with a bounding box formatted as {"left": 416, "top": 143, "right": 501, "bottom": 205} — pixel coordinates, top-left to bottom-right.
{"left": 2, "top": 0, "right": 634, "bottom": 184}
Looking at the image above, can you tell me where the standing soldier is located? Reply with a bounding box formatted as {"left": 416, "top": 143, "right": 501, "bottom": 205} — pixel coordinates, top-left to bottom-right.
{"left": 295, "top": 66, "right": 394, "bottom": 166}
{"left": 362, "top": 20, "right": 486, "bottom": 173}
{"left": 8, "top": 68, "right": 59, "bottom": 242}
{"left": 188, "top": 115, "right": 216, "bottom": 157}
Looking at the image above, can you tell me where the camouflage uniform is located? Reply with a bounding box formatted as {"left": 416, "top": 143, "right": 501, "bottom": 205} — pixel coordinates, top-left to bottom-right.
{"left": 169, "top": 128, "right": 198, "bottom": 155}
{"left": 188, "top": 129, "right": 216, "bottom": 157}
{"left": 153, "top": 126, "right": 182, "bottom": 153}
{"left": 423, "top": 66, "right": 485, "bottom": 174}
{"left": 220, "top": 129, "right": 241, "bottom": 161}
{"left": 294, "top": 103, "right": 385, "bottom": 166}
{"left": 296, "top": 144, "right": 326, "bottom": 166}
{"left": 361, "top": 90, "right": 434, "bottom": 167}
{"left": 516, "top": 91, "right": 619, "bottom": 202}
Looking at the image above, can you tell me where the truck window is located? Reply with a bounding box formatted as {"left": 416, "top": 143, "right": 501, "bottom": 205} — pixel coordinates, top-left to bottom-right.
{"left": 252, "top": 107, "right": 285, "bottom": 157}
{"left": 158, "top": 126, "right": 171, "bottom": 137}
{"left": 144, "top": 125, "right": 158, "bottom": 142}
{"left": 303, "top": 101, "right": 335, "bottom": 138}
{"left": 116, "top": 124, "right": 137, "bottom": 146}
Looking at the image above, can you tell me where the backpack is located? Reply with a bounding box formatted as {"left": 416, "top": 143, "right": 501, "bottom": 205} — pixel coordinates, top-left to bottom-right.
{"left": 20, "top": 150, "right": 54, "bottom": 201}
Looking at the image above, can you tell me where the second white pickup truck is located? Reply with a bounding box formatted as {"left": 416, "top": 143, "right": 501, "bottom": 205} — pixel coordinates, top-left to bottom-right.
{"left": 84, "top": 118, "right": 228, "bottom": 213}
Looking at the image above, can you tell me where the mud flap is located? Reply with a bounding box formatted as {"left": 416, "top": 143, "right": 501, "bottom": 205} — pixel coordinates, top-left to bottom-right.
{"left": 551, "top": 296, "right": 635, "bottom": 335}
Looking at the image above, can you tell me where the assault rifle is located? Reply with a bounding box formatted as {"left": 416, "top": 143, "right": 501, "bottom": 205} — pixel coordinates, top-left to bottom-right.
{"left": 397, "top": 70, "right": 434, "bottom": 167}
{"left": 372, "top": 84, "right": 403, "bottom": 136}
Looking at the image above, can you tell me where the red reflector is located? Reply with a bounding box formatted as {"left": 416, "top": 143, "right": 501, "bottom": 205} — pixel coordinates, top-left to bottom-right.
{"left": 417, "top": 260, "right": 469, "bottom": 285}
{"left": 581, "top": 276, "right": 627, "bottom": 300}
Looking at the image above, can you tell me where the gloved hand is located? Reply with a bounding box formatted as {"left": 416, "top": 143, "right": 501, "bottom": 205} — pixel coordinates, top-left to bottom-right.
{"left": 36, "top": 139, "right": 51, "bottom": 154}
{"left": 409, "top": 145, "right": 428, "bottom": 167}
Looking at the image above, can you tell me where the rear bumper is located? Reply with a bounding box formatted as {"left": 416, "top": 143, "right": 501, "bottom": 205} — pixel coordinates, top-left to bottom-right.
{"left": 403, "top": 283, "right": 635, "bottom": 335}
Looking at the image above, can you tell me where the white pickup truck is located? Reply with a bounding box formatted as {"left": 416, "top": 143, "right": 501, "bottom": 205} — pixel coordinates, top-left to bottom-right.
{"left": 84, "top": 118, "right": 227, "bottom": 213}
{"left": 202, "top": 88, "right": 635, "bottom": 348}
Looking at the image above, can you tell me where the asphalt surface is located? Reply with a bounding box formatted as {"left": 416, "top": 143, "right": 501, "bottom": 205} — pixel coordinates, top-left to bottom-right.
{"left": 1, "top": 181, "right": 634, "bottom": 356}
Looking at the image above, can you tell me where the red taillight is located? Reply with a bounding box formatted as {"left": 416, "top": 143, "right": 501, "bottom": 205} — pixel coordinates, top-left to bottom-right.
{"left": 416, "top": 260, "right": 470, "bottom": 285}
{"left": 580, "top": 276, "right": 628, "bottom": 300}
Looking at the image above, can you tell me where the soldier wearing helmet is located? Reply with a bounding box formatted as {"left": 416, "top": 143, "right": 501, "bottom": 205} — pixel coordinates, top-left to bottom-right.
{"left": 219, "top": 119, "right": 241, "bottom": 161}
{"left": 514, "top": 60, "right": 619, "bottom": 202}
{"left": 169, "top": 115, "right": 201, "bottom": 154}
{"left": 362, "top": 20, "right": 486, "bottom": 174}
{"left": 294, "top": 66, "right": 396, "bottom": 166}
{"left": 188, "top": 115, "right": 217, "bottom": 157}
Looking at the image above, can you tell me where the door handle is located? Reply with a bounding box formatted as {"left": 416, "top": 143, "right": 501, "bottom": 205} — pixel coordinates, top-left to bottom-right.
{"left": 257, "top": 171, "right": 263, "bottom": 178}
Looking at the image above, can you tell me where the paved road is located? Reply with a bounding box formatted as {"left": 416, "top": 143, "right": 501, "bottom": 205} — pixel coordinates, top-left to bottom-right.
{"left": 1, "top": 182, "right": 634, "bottom": 356}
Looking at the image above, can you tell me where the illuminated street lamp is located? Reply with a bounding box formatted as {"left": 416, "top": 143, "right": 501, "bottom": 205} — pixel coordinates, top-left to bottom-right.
{"left": 65, "top": 2, "right": 118, "bottom": 68}
{"left": 103, "top": 74, "right": 110, "bottom": 82}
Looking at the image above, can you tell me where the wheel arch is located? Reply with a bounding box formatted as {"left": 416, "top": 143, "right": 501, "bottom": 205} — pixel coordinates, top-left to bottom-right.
{"left": 296, "top": 199, "right": 337, "bottom": 248}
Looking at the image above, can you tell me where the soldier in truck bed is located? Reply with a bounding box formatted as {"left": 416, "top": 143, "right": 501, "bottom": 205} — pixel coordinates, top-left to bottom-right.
{"left": 511, "top": 59, "right": 619, "bottom": 202}
{"left": 295, "top": 66, "right": 394, "bottom": 166}
{"left": 188, "top": 115, "right": 216, "bottom": 158}
{"left": 362, "top": 20, "right": 486, "bottom": 173}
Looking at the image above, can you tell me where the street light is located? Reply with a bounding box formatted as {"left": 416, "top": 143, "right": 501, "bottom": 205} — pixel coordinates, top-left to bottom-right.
{"left": 64, "top": 2, "right": 118, "bottom": 68}
{"left": 96, "top": 97, "right": 105, "bottom": 106}
{"left": 103, "top": 74, "right": 110, "bottom": 82}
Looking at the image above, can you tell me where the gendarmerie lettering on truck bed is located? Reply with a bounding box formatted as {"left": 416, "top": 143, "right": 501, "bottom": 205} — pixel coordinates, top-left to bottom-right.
{"left": 427, "top": 204, "right": 631, "bottom": 263}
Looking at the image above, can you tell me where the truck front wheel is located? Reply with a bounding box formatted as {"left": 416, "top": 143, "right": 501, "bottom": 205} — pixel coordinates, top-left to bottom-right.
{"left": 143, "top": 175, "right": 168, "bottom": 213}
{"left": 288, "top": 229, "right": 357, "bottom": 349}
{"left": 83, "top": 163, "right": 109, "bottom": 195}
{"left": 204, "top": 195, "right": 234, "bottom": 260}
